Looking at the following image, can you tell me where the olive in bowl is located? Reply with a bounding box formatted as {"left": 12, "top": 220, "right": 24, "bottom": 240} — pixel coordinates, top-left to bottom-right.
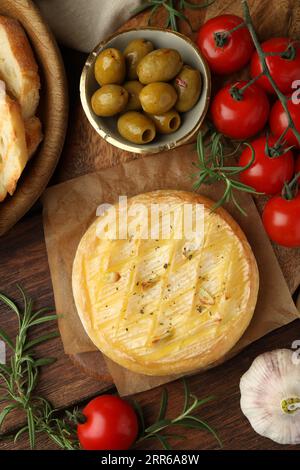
{"left": 147, "top": 109, "right": 181, "bottom": 134}
{"left": 91, "top": 84, "right": 128, "bottom": 117}
{"left": 137, "top": 48, "right": 183, "bottom": 84}
{"left": 95, "top": 48, "right": 126, "bottom": 86}
{"left": 80, "top": 28, "right": 211, "bottom": 154}
{"left": 124, "top": 39, "right": 154, "bottom": 80}
{"left": 139, "top": 82, "right": 177, "bottom": 114}
{"left": 173, "top": 65, "right": 202, "bottom": 113}
{"left": 123, "top": 81, "right": 144, "bottom": 111}
{"left": 118, "top": 111, "right": 156, "bottom": 144}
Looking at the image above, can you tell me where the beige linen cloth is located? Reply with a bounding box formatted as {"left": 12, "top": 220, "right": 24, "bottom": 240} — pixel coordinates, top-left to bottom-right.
{"left": 36, "top": 0, "right": 142, "bottom": 52}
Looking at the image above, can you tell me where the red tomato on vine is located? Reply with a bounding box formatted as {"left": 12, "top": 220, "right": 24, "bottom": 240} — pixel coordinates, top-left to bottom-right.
{"left": 263, "top": 189, "right": 300, "bottom": 248}
{"left": 211, "top": 81, "right": 269, "bottom": 140}
{"left": 197, "top": 14, "right": 254, "bottom": 75}
{"left": 269, "top": 99, "right": 300, "bottom": 149}
{"left": 251, "top": 38, "right": 300, "bottom": 95}
{"left": 238, "top": 136, "right": 294, "bottom": 195}
{"left": 295, "top": 155, "right": 300, "bottom": 183}
{"left": 77, "top": 395, "right": 138, "bottom": 450}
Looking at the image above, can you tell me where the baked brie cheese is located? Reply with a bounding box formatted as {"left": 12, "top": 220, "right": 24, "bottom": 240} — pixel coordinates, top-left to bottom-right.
{"left": 72, "top": 190, "right": 259, "bottom": 376}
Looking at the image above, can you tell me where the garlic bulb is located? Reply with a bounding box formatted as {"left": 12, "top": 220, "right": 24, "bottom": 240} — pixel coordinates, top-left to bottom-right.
{"left": 240, "top": 349, "right": 300, "bottom": 445}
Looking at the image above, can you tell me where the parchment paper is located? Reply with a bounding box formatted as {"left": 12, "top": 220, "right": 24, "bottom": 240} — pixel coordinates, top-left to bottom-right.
{"left": 42, "top": 145, "right": 299, "bottom": 395}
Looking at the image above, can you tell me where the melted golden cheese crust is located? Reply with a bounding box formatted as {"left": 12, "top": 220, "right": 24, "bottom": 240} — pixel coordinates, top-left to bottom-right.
{"left": 72, "top": 191, "right": 259, "bottom": 376}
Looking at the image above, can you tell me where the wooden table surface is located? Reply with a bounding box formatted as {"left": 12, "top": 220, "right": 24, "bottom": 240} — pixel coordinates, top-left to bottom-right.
{"left": 1, "top": 13, "right": 300, "bottom": 451}
{"left": 0, "top": 209, "right": 299, "bottom": 450}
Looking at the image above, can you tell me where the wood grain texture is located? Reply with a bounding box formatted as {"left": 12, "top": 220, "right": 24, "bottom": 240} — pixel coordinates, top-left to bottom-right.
{"left": 59, "top": 0, "right": 300, "bottom": 378}
{"left": 0, "top": 0, "right": 68, "bottom": 235}
{"left": 56, "top": 0, "right": 300, "bottom": 296}
{"left": 4, "top": 195, "right": 296, "bottom": 446}
{"left": 0, "top": 214, "right": 111, "bottom": 435}
{"left": 56, "top": 0, "right": 300, "bottom": 177}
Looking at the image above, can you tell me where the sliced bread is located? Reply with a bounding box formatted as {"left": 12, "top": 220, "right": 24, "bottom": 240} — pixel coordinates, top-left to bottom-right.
{"left": 0, "top": 15, "right": 40, "bottom": 119}
{"left": 0, "top": 81, "right": 28, "bottom": 201}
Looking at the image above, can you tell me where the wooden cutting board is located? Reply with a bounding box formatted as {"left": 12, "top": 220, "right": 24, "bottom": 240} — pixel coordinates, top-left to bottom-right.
{"left": 55, "top": 0, "right": 300, "bottom": 380}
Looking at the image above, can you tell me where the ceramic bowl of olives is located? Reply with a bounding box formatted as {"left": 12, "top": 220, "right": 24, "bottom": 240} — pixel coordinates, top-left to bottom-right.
{"left": 80, "top": 28, "right": 211, "bottom": 154}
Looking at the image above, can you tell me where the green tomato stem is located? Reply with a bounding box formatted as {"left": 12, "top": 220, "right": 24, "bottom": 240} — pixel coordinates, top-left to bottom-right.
{"left": 230, "top": 72, "right": 264, "bottom": 100}
{"left": 274, "top": 126, "right": 290, "bottom": 148}
{"left": 281, "top": 172, "right": 300, "bottom": 200}
{"left": 264, "top": 43, "right": 296, "bottom": 60}
{"left": 214, "top": 21, "right": 246, "bottom": 48}
{"left": 241, "top": 0, "right": 300, "bottom": 146}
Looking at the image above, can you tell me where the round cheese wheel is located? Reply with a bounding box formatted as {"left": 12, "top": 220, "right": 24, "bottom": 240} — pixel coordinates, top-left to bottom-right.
{"left": 72, "top": 190, "right": 259, "bottom": 376}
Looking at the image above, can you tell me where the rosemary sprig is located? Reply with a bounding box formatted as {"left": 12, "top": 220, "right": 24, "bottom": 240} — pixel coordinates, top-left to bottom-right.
{"left": 132, "top": 0, "right": 216, "bottom": 32}
{"left": 192, "top": 131, "right": 260, "bottom": 215}
{"left": 135, "top": 379, "right": 221, "bottom": 449}
{"left": 0, "top": 287, "right": 80, "bottom": 450}
{"left": 0, "top": 290, "right": 220, "bottom": 450}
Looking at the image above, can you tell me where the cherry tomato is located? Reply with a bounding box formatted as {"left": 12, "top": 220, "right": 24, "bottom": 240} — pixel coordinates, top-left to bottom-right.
{"left": 295, "top": 155, "right": 300, "bottom": 176}
{"left": 251, "top": 38, "right": 300, "bottom": 95}
{"left": 211, "top": 81, "right": 269, "bottom": 140}
{"left": 77, "top": 395, "right": 138, "bottom": 450}
{"left": 197, "top": 14, "right": 254, "bottom": 75}
{"left": 269, "top": 99, "right": 300, "bottom": 148}
{"left": 263, "top": 193, "right": 300, "bottom": 247}
{"left": 295, "top": 154, "right": 300, "bottom": 183}
{"left": 238, "top": 136, "right": 294, "bottom": 194}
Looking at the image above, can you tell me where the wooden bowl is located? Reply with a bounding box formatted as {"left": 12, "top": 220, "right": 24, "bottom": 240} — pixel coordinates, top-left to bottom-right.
{"left": 0, "top": 0, "right": 68, "bottom": 235}
{"left": 80, "top": 28, "right": 211, "bottom": 155}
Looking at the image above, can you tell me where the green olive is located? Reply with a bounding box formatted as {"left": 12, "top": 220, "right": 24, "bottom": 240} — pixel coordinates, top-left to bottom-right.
{"left": 137, "top": 48, "right": 183, "bottom": 84}
{"left": 117, "top": 111, "right": 156, "bottom": 144}
{"left": 139, "top": 82, "right": 177, "bottom": 114}
{"left": 147, "top": 109, "right": 181, "bottom": 134}
{"left": 91, "top": 85, "right": 128, "bottom": 116}
{"left": 124, "top": 39, "right": 154, "bottom": 80}
{"left": 94, "top": 48, "right": 126, "bottom": 85}
{"left": 173, "top": 65, "right": 202, "bottom": 112}
{"left": 123, "top": 81, "right": 144, "bottom": 111}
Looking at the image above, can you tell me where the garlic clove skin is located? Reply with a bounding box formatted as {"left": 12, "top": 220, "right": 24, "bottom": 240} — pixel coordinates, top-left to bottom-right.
{"left": 240, "top": 349, "right": 300, "bottom": 445}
